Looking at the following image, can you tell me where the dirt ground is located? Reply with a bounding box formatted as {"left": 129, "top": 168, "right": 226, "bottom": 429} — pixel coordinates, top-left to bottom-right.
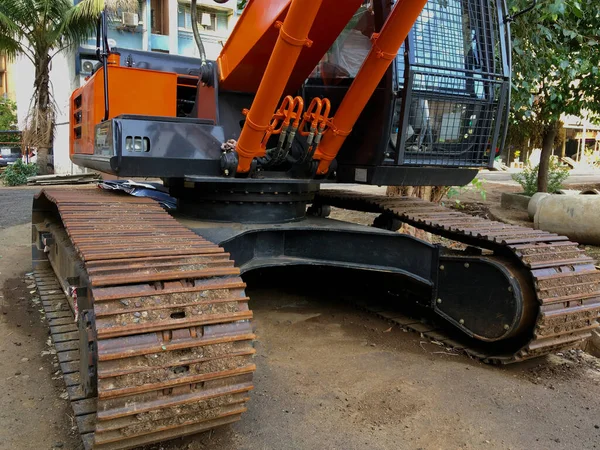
{"left": 1, "top": 185, "right": 600, "bottom": 450}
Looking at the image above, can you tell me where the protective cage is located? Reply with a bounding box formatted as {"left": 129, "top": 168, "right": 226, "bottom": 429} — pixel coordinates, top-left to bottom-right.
{"left": 392, "top": 0, "right": 510, "bottom": 168}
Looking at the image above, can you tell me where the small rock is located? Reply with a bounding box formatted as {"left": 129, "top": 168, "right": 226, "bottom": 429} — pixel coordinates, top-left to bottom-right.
{"left": 120, "top": 299, "right": 130, "bottom": 306}
{"left": 370, "top": 343, "right": 376, "bottom": 347}
{"left": 595, "top": 425, "right": 599, "bottom": 429}
{"left": 53, "top": 443, "right": 64, "bottom": 448}
{"left": 21, "top": 357, "right": 29, "bottom": 362}
{"left": 14, "top": 371, "right": 21, "bottom": 376}
{"left": 133, "top": 312, "right": 141, "bottom": 318}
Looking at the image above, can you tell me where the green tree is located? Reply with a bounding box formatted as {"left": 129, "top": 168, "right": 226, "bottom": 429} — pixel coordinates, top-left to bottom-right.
{"left": 0, "top": 97, "right": 17, "bottom": 130}
{"left": 509, "top": 0, "right": 600, "bottom": 192}
{"left": 0, "top": 98, "right": 20, "bottom": 144}
{"left": 0, "top": 0, "right": 136, "bottom": 173}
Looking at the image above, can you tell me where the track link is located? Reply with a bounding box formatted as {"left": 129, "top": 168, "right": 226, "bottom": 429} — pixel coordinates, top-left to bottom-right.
{"left": 35, "top": 189, "right": 255, "bottom": 450}
{"left": 315, "top": 189, "right": 600, "bottom": 363}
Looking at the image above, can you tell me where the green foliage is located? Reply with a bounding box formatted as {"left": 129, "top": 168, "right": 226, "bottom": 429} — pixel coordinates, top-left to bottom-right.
{"left": 0, "top": 0, "right": 105, "bottom": 62}
{"left": 0, "top": 159, "right": 38, "bottom": 186}
{"left": 0, "top": 98, "right": 17, "bottom": 130}
{"left": 511, "top": 165, "right": 538, "bottom": 196}
{"left": 508, "top": 0, "right": 600, "bottom": 192}
{"left": 509, "top": 0, "right": 600, "bottom": 124}
{"left": 511, "top": 158, "right": 569, "bottom": 196}
{"left": 445, "top": 179, "right": 487, "bottom": 208}
{"left": 0, "top": 98, "right": 20, "bottom": 144}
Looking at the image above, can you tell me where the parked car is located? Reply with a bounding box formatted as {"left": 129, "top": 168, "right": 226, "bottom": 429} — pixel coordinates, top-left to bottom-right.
{"left": 0, "top": 147, "right": 22, "bottom": 167}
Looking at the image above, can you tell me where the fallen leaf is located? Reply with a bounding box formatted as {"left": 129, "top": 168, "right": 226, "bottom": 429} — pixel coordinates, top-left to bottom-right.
{"left": 383, "top": 327, "right": 393, "bottom": 333}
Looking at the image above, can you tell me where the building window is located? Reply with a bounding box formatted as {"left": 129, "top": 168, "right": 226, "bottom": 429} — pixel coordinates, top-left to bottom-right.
{"left": 151, "top": 0, "right": 169, "bottom": 35}
{"left": 177, "top": 4, "right": 228, "bottom": 33}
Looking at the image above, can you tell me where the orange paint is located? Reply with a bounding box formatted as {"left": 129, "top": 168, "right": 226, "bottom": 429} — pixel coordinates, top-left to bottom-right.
{"left": 313, "top": 0, "right": 429, "bottom": 174}
{"left": 70, "top": 66, "right": 177, "bottom": 157}
{"left": 234, "top": 0, "right": 323, "bottom": 173}
{"left": 107, "top": 53, "right": 121, "bottom": 65}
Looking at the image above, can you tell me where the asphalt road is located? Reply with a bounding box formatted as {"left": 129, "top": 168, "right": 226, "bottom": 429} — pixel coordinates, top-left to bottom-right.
{"left": 0, "top": 188, "right": 36, "bottom": 229}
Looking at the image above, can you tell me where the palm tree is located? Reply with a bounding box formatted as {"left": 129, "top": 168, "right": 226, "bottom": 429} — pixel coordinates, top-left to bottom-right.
{"left": 0, "top": 0, "right": 136, "bottom": 173}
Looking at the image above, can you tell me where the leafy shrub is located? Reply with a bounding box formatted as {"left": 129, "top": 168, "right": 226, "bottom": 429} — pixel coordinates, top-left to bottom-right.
{"left": 445, "top": 178, "right": 487, "bottom": 208}
{"left": 1, "top": 159, "right": 38, "bottom": 186}
{"left": 511, "top": 157, "right": 569, "bottom": 196}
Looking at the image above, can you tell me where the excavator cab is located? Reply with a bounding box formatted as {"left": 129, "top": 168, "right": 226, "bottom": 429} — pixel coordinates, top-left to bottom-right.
{"left": 302, "top": 0, "right": 510, "bottom": 184}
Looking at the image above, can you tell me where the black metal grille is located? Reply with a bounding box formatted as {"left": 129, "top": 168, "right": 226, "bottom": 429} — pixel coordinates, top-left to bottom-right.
{"left": 393, "top": 0, "right": 510, "bottom": 168}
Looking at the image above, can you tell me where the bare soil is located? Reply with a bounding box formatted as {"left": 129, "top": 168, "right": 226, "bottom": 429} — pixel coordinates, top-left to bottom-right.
{"left": 0, "top": 223, "right": 83, "bottom": 450}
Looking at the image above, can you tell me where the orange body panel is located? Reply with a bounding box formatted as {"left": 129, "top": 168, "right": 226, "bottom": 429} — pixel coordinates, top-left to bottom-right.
{"left": 217, "top": 0, "right": 362, "bottom": 94}
{"left": 233, "top": 0, "right": 323, "bottom": 172}
{"left": 70, "top": 66, "right": 177, "bottom": 157}
{"left": 313, "top": 0, "right": 429, "bottom": 174}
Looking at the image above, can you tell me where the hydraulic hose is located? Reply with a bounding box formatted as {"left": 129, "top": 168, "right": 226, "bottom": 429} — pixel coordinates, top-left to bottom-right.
{"left": 191, "top": 0, "right": 207, "bottom": 63}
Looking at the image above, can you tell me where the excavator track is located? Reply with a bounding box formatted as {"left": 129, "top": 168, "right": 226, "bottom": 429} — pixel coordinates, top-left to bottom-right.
{"left": 33, "top": 189, "right": 255, "bottom": 450}
{"left": 315, "top": 189, "right": 600, "bottom": 363}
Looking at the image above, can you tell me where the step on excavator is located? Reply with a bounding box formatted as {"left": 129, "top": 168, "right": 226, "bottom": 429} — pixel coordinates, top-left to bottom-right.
{"left": 31, "top": 0, "right": 600, "bottom": 448}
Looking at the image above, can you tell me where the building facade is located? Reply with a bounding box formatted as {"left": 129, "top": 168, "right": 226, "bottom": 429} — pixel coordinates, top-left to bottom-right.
{"left": 0, "top": 52, "right": 18, "bottom": 104}
{"left": 75, "top": 0, "right": 238, "bottom": 91}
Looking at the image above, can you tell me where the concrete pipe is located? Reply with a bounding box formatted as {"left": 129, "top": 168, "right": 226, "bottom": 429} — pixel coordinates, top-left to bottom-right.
{"left": 527, "top": 192, "right": 550, "bottom": 221}
{"left": 534, "top": 195, "right": 600, "bottom": 245}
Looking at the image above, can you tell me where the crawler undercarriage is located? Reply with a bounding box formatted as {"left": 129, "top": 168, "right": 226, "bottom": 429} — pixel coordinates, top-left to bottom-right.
{"left": 32, "top": 186, "right": 600, "bottom": 449}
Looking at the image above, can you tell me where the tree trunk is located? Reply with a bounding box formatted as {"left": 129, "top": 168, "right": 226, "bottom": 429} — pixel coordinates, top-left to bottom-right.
{"left": 537, "top": 121, "right": 559, "bottom": 193}
{"left": 386, "top": 185, "right": 449, "bottom": 203}
{"left": 386, "top": 186, "right": 449, "bottom": 240}
{"left": 31, "top": 55, "right": 53, "bottom": 175}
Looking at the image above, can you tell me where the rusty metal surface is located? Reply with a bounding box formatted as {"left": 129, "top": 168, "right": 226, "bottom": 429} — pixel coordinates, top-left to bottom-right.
{"left": 316, "top": 190, "right": 600, "bottom": 363}
{"left": 36, "top": 189, "right": 255, "bottom": 450}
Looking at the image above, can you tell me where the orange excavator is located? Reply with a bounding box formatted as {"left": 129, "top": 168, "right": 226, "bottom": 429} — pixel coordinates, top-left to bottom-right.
{"left": 31, "top": 0, "right": 600, "bottom": 448}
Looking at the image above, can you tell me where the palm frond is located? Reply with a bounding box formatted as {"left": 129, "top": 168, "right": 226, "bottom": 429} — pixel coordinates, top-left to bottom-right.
{"left": 56, "top": 0, "right": 103, "bottom": 51}
{"left": 0, "top": 0, "right": 37, "bottom": 34}
{"left": 0, "top": 33, "right": 24, "bottom": 61}
{"left": 0, "top": 9, "right": 25, "bottom": 60}
{"left": 59, "top": 0, "right": 139, "bottom": 50}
